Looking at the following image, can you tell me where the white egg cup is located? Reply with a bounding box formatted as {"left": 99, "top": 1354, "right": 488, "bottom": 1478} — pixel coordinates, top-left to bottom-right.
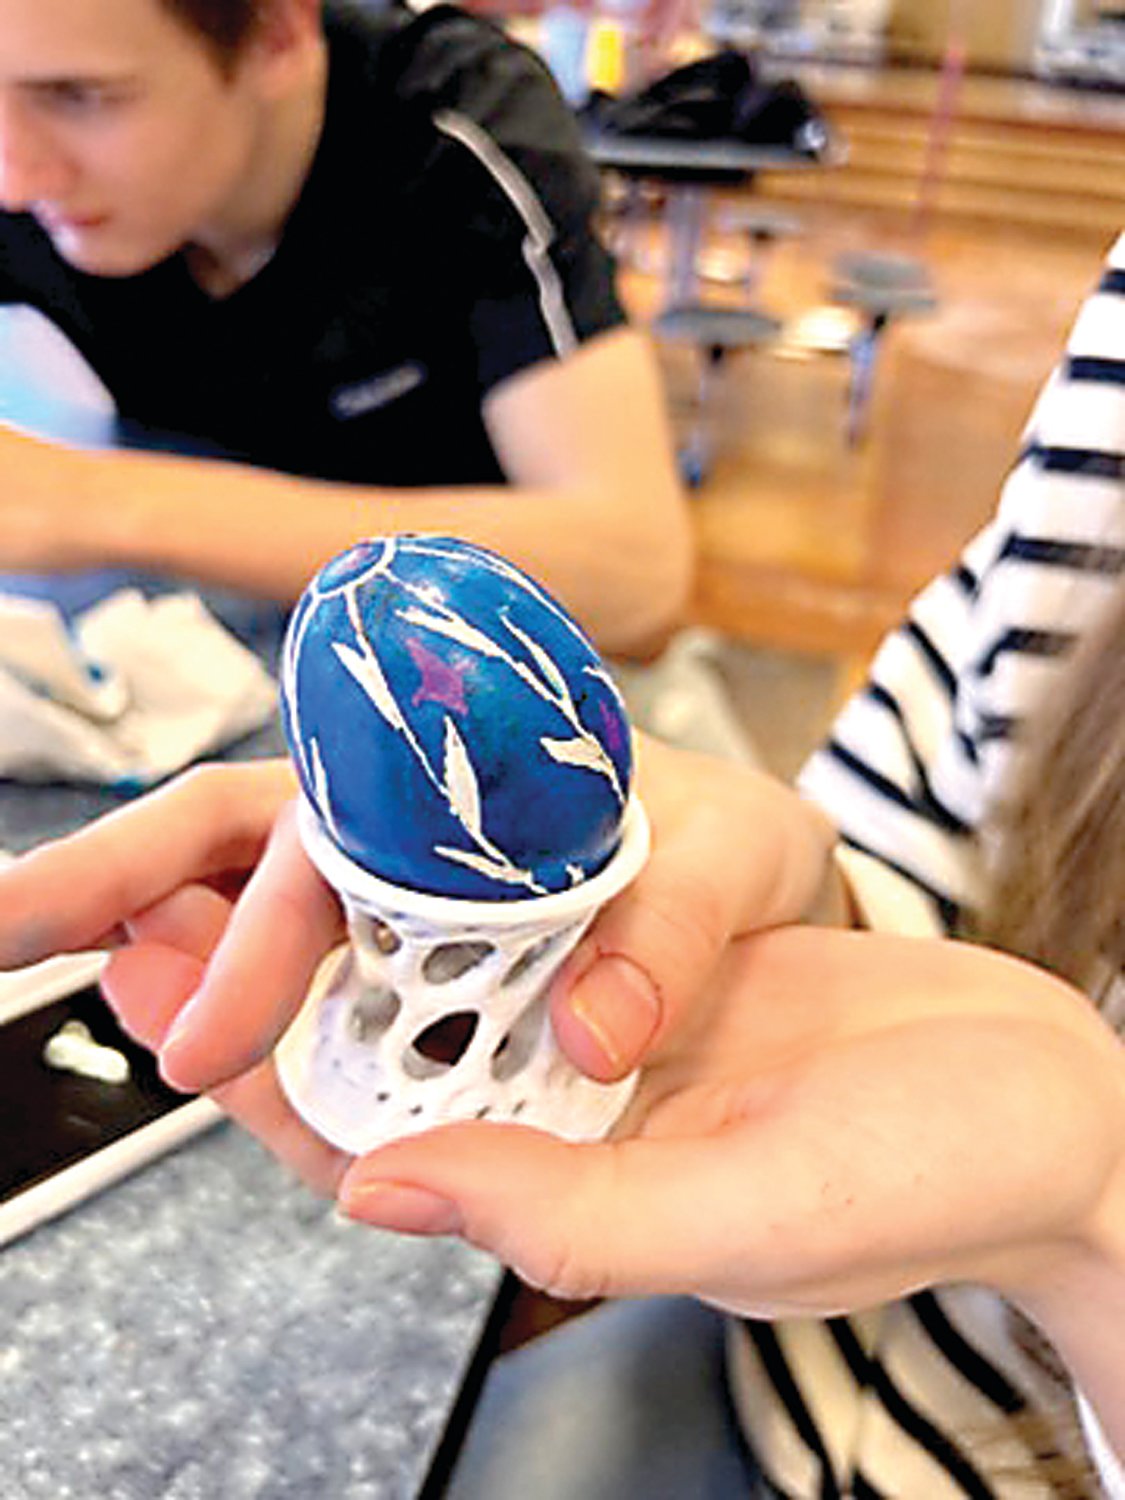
{"left": 275, "top": 796, "right": 651, "bottom": 1155}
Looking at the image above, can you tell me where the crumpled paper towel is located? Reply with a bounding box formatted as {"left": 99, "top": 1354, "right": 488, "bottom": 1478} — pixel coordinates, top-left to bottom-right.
{"left": 0, "top": 590, "right": 276, "bottom": 785}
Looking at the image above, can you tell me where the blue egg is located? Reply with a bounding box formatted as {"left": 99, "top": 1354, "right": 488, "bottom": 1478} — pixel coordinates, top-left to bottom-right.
{"left": 281, "top": 536, "right": 633, "bottom": 899}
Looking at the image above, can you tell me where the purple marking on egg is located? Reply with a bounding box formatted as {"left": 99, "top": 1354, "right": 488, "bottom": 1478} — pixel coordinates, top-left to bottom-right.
{"left": 598, "top": 697, "right": 625, "bottom": 756}
{"left": 406, "top": 638, "right": 469, "bottom": 715}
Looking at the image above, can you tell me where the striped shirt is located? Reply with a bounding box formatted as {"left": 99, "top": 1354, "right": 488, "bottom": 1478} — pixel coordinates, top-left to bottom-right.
{"left": 727, "top": 233, "right": 1125, "bottom": 1497}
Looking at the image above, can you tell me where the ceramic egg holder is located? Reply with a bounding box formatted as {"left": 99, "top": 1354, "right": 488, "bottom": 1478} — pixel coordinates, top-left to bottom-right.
{"left": 275, "top": 797, "right": 649, "bottom": 1153}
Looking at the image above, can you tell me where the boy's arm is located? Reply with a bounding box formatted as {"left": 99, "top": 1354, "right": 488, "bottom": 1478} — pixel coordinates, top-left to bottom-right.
{"left": 0, "top": 325, "right": 691, "bottom": 657}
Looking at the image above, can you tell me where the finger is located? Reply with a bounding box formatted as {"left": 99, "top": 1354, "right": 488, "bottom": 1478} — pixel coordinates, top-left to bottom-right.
{"left": 101, "top": 885, "right": 234, "bottom": 1050}
{"left": 104, "top": 938, "right": 351, "bottom": 1199}
{"left": 102, "top": 942, "right": 209, "bottom": 1053}
{"left": 158, "top": 802, "right": 343, "bottom": 1093}
{"left": 126, "top": 881, "right": 234, "bottom": 956}
{"left": 551, "top": 737, "right": 837, "bottom": 1081}
{"left": 0, "top": 762, "right": 296, "bottom": 969}
{"left": 547, "top": 789, "right": 750, "bottom": 1082}
{"left": 550, "top": 742, "right": 739, "bottom": 1082}
{"left": 338, "top": 1122, "right": 759, "bottom": 1304}
{"left": 548, "top": 847, "right": 727, "bottom": 1084}
{"left": 211, "top": 1061, "right": 352, "bottom": 1199}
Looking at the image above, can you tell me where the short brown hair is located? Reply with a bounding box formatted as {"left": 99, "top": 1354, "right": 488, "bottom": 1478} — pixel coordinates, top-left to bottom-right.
{"left": 157, "top": 0, "right": 263, "bottom": 67}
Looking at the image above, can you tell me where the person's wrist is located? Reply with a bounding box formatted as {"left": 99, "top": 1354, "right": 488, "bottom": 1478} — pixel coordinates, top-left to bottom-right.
{"left": 43, "top": 443, "right": 118, "bottom": 568}
{"left": 994, "top": 1113, "right": 1125, "bottom": 1345}
{"left": 4, "top": 429, "right": 90, "bottom": 568}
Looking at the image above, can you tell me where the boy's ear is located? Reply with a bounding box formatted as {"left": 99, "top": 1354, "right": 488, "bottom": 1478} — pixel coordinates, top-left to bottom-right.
{"left": 244, "top": 0, "right": 324, "bottom": 90}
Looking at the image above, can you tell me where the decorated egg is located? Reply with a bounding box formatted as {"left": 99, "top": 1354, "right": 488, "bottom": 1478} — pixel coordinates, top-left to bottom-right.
{"left": 280, "top": 535, "right": 633, "bottom": 900}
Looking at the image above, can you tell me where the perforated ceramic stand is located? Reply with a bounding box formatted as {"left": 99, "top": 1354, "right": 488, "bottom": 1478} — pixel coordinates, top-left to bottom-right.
{"left": 276, "top": 797, "right": 650, "bottom": 1153}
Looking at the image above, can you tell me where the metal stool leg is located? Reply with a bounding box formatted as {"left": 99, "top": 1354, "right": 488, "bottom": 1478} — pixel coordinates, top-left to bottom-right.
{"left": 664, "top": 185, "right": 707, "bottom": 311}
{"left": 845, "top": 310, "right": 887, "bottom": 447}
{"left": 680, "top": 343, "right": 726, "bottom": 487}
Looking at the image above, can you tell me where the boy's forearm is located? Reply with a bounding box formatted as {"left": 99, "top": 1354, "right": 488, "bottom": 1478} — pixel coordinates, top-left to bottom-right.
{"left": 73, "top": 442, "right": 691, "bottom": 656}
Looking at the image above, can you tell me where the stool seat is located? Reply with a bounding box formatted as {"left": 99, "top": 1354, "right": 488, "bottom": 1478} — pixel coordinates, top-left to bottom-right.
{"left": 831, "top": 250, "right": 937, "bottom": 318}
{"left": 655, "top": 304, "right": 782, "bottom": 348}
{"left": 722, "top": 206, "right": 803, "bottom": 243}
{"left": 830, "top": 280, "right": 938, "bottom": 318}
{"left": 833, "top": 249, "right": 931, "bottom": 291}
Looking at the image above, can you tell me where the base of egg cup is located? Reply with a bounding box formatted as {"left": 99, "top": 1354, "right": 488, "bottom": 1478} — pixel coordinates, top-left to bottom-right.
{"left": 274, "top": 798, "right": 651, "bottom": 1155}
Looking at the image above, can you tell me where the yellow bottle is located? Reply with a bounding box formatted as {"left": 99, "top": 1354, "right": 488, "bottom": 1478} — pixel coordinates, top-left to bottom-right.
{"left": 585, "top": 16, "right": 628, "bottom": 95}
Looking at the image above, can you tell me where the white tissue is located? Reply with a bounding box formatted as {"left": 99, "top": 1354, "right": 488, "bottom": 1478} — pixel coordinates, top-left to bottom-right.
{"left": 0, "top": 590, "right": 276, "bottom": 784}
{"left": 0, "top": 595, "right": 128, "bottom": 721}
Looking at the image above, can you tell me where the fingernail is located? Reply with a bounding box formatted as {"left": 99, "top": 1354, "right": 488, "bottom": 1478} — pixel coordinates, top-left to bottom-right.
{"left": 567, "top": 955, "right": 660, "bottom": 1072}
{"left": 157, "top": 997, "right": 203, "bottom": 1079}
{"left": 342, "top": 1181, "right": 464, "bottom": 1236}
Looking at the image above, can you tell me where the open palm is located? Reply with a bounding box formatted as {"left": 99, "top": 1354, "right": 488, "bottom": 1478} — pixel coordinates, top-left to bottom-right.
{"left": 341, "top": 927, "right": 1125, "bottom": 1321}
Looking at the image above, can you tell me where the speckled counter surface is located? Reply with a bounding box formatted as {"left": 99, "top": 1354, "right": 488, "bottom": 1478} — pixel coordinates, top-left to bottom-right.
{"left": 0, "top": 727, "right": 501, "bottom": 1500}
{"left": 2, "top": 1122, "right": 501, "bottom": 1499}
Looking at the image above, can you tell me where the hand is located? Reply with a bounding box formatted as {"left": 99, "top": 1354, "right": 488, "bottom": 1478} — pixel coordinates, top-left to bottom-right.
{"left": 548, "top": 732, "right": 843, "bottom": 1082}
{"left": 0, "top": 738, "right": 838, "bottom": 1187}
{"left": 340, "top": 927, "right": 1125, "bottom": 1321}
{"left": 4, "top": 755, "right": 1122, "bottom": 1334}
{"left": 0, "top": 761, "right": 352, "bottom": 1194}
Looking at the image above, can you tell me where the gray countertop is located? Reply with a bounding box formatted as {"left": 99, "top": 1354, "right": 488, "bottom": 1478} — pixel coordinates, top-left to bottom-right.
{"left": 2, "top": 1123, "right": 501, "bottom": 1499}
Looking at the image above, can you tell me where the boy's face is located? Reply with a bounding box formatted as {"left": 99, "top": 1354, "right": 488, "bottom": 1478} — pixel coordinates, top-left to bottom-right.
{"left": 0, "top": 0, "right": 274, "bottom": 276}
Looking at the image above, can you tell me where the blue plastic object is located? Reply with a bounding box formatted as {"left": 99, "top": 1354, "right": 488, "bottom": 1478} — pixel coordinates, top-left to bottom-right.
{"left": 281, "top": 536, "right": 633, "bottom": 900}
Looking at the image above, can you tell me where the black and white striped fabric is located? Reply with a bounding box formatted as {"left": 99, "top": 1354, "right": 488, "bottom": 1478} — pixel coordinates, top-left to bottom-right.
{"left": 726, "top": 234, "right": 1125, "bottom": 1497}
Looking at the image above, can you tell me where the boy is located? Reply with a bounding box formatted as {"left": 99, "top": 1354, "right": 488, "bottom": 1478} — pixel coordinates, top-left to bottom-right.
{"left": 0, "top": 0, "right": 688, "bottom": 652}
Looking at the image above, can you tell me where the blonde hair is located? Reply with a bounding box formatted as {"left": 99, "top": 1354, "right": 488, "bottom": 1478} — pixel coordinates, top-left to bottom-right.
{"left": 978, "top": 580, "right": 1125, "bottom": 997}
{"left": 970, "top": 577, "right": 1125, "bottom": 1494}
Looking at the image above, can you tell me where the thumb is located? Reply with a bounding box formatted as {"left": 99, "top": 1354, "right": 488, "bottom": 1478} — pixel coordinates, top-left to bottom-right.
{"left": 548, "top": 804, "right": 737, "bottom": 1083}
{"left": 337, "top": 1122, "right": 741, "bottom": 1303}
{"left": 550, "top": 739, "right": 839, "bottom": 1083}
